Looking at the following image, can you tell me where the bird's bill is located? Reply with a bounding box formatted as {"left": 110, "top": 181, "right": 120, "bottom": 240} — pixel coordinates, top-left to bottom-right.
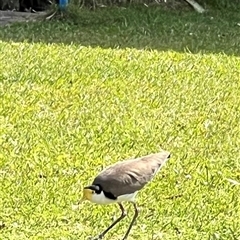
{"left": 78, "top": 188, "right": 93, "bottom": 204}
{"left": 78, "top": 196, "right": 86, "bottom": 204}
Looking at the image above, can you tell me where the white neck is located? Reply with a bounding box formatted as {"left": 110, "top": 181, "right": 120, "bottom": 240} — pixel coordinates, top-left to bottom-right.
{"left": 90, "top": 191, "right": 138, "bottom": 205}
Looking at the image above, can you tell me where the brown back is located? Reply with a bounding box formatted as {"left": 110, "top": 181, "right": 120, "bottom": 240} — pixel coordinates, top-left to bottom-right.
{"left": 92, "top": 151, "right": 170, "bottom": 197}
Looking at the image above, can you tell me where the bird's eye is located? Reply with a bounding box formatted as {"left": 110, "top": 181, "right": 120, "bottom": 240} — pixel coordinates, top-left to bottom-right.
{"left": 92, "top": 191, "right": 94, "bottom": 194}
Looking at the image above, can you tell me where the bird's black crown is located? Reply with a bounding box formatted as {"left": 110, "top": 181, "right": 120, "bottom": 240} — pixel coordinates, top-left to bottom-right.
{"left": 84, "top": 184, "right": 102, "bottom": 194}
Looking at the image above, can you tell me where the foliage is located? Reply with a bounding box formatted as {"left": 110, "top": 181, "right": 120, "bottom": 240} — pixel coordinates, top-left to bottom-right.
{"left": 0, "top": 0, "right": 19, "bottom": 10}
{"left": 0, "top": 6, "right": 240, "bottom": 240}
{"left": 0, "top": 0, "right": 56, "bottom": 11}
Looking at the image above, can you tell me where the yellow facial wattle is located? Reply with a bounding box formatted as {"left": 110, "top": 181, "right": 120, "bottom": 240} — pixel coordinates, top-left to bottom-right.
{"left": 80, "top": 188, "right": 93, "bottom": 203}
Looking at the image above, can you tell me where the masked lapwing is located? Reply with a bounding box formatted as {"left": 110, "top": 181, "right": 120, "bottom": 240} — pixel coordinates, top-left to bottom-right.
{"left": 80, "top": 150, "right": 171, "bottom": 240}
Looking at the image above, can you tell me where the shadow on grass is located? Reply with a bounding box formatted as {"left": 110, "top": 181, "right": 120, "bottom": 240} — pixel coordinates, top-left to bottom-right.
{"left": 0, "top": 6, "right": 239, "bottom": 55}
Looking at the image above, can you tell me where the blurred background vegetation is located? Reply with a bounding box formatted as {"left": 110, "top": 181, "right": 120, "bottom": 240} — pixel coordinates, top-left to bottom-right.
{"left": 0, "top": 0, "right": 239, "bottom": 11}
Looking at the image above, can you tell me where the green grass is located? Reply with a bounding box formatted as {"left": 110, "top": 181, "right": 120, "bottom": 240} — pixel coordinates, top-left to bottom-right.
{"left": 0, "top": 6, "right": 240, "bottom": 55}
{"left": 0, "top": 6, "right": 240, "bottom": 240}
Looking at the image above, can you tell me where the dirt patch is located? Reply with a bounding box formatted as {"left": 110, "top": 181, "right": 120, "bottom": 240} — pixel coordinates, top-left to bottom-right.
{"left": 0, "top": 10, "right": 46, "bottom": 26}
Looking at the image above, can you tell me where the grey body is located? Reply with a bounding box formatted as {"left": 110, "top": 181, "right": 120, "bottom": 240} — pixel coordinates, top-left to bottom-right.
{"left": 92, "top": 151, "right": 170, "bottom": 198}
{"left": 86, "top": 150, "right": 171, "bottom": 240}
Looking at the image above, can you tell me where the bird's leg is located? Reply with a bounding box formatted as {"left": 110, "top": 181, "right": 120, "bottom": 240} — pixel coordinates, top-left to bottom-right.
{"left": 122, "top": 202, "right": 139, "bottom": 240}
{"left": 97, "top": 203, "right": 127, "bottom": 239}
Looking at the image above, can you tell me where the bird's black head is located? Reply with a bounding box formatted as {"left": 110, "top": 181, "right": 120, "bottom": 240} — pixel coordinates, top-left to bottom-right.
{"left": 80, "top": 184, "right": 103, "bottom": 202}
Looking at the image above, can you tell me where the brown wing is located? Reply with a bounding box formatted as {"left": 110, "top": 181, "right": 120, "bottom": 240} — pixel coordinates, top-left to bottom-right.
{"left": 92, "top": 151, "right": 170, "bottom": 197}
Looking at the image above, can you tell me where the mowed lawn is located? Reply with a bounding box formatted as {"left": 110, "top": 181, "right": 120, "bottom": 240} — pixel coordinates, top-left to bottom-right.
{"left": 0, "top": 6, "right": 240, "bottom": 240}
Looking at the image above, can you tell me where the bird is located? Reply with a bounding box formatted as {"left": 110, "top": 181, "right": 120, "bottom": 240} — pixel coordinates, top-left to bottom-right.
{"left": 80, "top": 150, "right": 171, "bottom": 240}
